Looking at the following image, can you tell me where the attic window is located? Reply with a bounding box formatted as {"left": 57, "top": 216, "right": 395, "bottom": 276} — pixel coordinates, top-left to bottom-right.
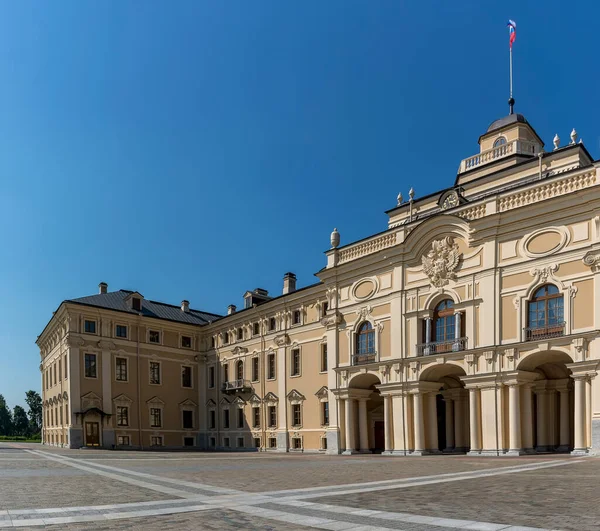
{"left": 493, "top": 136, "right": 507, "bottom": 148}
{"left": 132, "top": 297, "right": 141, "bottom": 311}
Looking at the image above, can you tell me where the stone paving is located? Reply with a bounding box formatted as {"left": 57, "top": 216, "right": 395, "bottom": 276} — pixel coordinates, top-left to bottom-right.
{"left": 0, "top": 442, "right": 597, "bottom": 530}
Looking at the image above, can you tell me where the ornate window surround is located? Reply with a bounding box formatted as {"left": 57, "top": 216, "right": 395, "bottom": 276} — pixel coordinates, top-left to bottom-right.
{"left": 347, "top": 307, "right": 383, "bottom": 364}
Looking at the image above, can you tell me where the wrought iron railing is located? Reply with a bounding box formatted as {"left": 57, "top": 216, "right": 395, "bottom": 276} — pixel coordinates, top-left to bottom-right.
{"left": 416, "top": 337, "right": 468, "bottom": 356}
{"left": 222, "top": 379, "right": 252, "bottom": 392}
{"left": 352, "top": 351, "right": 377, "bottom": 365}
{"left": 525, "top": 323, "right": 565, "bottom": 341}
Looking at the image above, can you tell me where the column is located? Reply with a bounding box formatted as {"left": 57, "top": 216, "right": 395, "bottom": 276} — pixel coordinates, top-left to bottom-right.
{"left": 383, "top": 395, "right": 393, "bottom": 453}
{"left": 573, "top": 377, "right": 586, "bottom": 453}
{"left": 444, "top": 397, "right": 454, "bottom": 451}
{"left": 508, "top": 384, "right": 522, "bottom": 454}
{"left": 535, "top": 390, "right": 548, "bottom": 451}
{"left": 413, "top": 392, "right": 425, "bottom": 453}
{"left": 338, "top": 398, "right": 346, "bottom": 451}
{"left": 277, "top": 346, "right": 288, "bottom": 452}
{"left": 521, "top": 384, "right": 534, "bottom": 452}
{"left": 586, "top": 377, "right": 592, "bottom": 449}
{"left": 468, "top": 387, "right": 481, "bottom": 453}
{"left": 424, "top": 318, "right": 433, "bottom": 355}
{"left": 343, "top": 398, "right": 356, "bottom": 454}
{"left": 453, "top": 312, "right": 462, "bottom": 351}
{"left": 358, "top": 398, "right": 369, "bottom": 452}
{"left": 426, "top": 393, "right": 439, "bottom": 452}
{"left": 558, "top": 388, "right": 570, "bottom": 452}
{"left": 454, "top": 395, "right": 465, "bottom": 450}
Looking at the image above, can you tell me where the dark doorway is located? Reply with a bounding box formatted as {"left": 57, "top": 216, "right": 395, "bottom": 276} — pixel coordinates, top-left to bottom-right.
{"left": 85, "top": 422, "right": 100, "bottom": 447}
{"left": 374, "top": 421, "right": 385, "bottom": 452}
{"left": 436, "top": 393, "right": 446, "bottom": 451}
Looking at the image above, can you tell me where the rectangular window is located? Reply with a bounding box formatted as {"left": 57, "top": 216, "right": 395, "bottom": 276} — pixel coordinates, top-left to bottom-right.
{"left": 223, "top": 364, "right": 229, "bottom": 383}
{"left": 181, "top": 335, "right": 192, "bottom": 349}
{"left": 208, "top": 366, "right": 215, "bottom": 388}
{"left": 149, "top": 362, "right": 161, "bottom": 385}
{"left": 269, "top": 317, "right": 276, "bottom": 331}
{"left": 223, "top": 437, "right": 230, "bottom": 448}
{"left": 291, "top": 348, "right": 301, "bottom": 376}
{"left": 182, "top": 410, "right": 194, "bottom": 429}
{"left": 267, "top": 353, "right": 276, "bottom": 380}
{"left": 320, "top": 437, "right": 327, "bottom": 450}
{"left": 150, "top": 408, "right": 162, "bottom": 428}
{"left": 117, "top": 436, "right": 130, "bottom": 446}
{"left": 211, "top": 337, "right": 215, "bottom": 349}
{"left": 223, "top": 332, "right": 229, "bottom": 345}
{"left": 254, "top": 437, "right": 261, "bottom": 448}
{"left": 184, "top": 437, "right": 194, "bottom": 447}
{"left": 116, "top": 325, "right": 128, "bottom": 338}
{"left": 321, "top": 344, "right": 328, "bottom": 372}
{"left": 268, "top": 406, "right": 277, "bottom": 428}
{"left": 251, "top": 357, "right": 259, "bottom": 382}
{"left": 181, "top": 366, "right": 192, "bottom": 388}
{"left": 236, "top": 408, "right": 244, "bottom": 428}
{"left": 150, "top": 436, "right": 163, "bottom": 447}
{"left": 53, "top": 364, "right": 57, "bottom": 384}
{"left": 64, "top": 356, "right": 68, "bottom": 379}
{"left": 292, "top": 310, "right": 301, "bottom": 325}
{"left": 253, "top": 407, "right": 260, "bottom": 428}
{"left": 322, "top": 402, "right": 330, "bottom": 426}
{"left": 223, "top": 409, "right": 230, "bottom": 429}
{"left": 209, "top": 410, "right": 216, "bottom": 429}
{"left": 269, "top": 437, "right": 277, "bottom": 449}
{"left": 237, "top": 437, "right": 244, "bottom": 448}
{"left": 292, "top": 437, "right": 302, "bottom": 450}
{"left": 292, "top": 404, "right": 301, "bottom": 427}
{"left": 253, "top": 322, "right": 260, "bottom": 336}
{"left": 237, "top": 328, "right": 244, "bottom": 341}
{"left": 149, "top": 330, "right": 161, "bottom": 344}
{"left": 84, "top": 353, "right": 97, "bottom": 378}
{"left": 117, "top": 406, "right": 129, "bottom": 427}
{"left": 116, "top": 357, "right": 128, "bottom": 381}
{"left": 322, "top": 301, "right": 329, "bottom": 316}
{"left": 84, "top": 320, "right": 96, "bottom": 334}
{"left": 58, "top": 359, "right": 62, "bottom": 381}
{"left": 209, "top": 437, "right": 216, "bottom": 448}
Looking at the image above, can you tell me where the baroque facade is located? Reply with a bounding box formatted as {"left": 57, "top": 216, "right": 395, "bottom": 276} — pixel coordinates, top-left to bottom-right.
{"left": 38, "top": 111, "right": 600, "bottom": 455}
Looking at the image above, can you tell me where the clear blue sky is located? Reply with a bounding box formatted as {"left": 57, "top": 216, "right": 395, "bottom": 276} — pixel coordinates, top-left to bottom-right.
{"left": 0, "top": 1, "right": 598, "bottom": 409}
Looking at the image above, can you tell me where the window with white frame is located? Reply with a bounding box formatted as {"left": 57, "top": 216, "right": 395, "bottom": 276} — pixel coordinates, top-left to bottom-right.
{"left": 84, "top": 320, "right": 97, "bottom": 334}
{"left": 148, "top": 330, "right": 161, "bottom": 344}
{"left": 150, "top": 436, "right": 163, "bottom": 447}
{"left": 116, "top": 406, "right": 129, "bottom": 427}
{"left": 292, "top": 437, "right": 302, "bottom": 450}
{"left": 320, "top": 343, "right": 328, "bottom": 372}
{"left": 252, "top": 357, "right": 259, "bottom": 382}
{"left": 269, "top": 317, "right": 277, "bottom": 332}
{"left": 149, "top": 362, "right": 161, "bottom": 385}
{"left": 292, "top": 404, "right": 301, "bottom": 427}
{"left": 84, "top": 353, "right": 97, "bottom": 379}
{"left": 116, "top": 324, "right": 128, "bottom": 338}
{"left": 268, "top": 406, "right": 277, "bottom": 427}
{"left": 252, "top": 406, "right": 260, "bottom": 428}
{"left": 150, "top": 408, "right": 162, "bottom": 428}
{"left": 181, "top": 335, "right": 192, "bottom": 349}
{"left": 181, "top": 366, "right": 192, "bottom": 388}
{"left": 269, "top": 437, "right": 277, "bottom": 448}
{"left": 267, "top": 353, "right": 276, "bottom": 380}
{"left": 115, "top": 357, "right": 128, "bottom": 381}
{"left": 292, "top": 310, "right": 302, "bottom": 326}
{"left": 291, "top": 348, "right": 301, "bottom": 376}
{"left": 117, "top": 435, "right": 130, "bottom": 446}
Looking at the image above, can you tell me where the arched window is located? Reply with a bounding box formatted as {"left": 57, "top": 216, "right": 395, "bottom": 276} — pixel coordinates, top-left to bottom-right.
{"left": 236, "top": 360, "right": 244, "bottom": 381}
{"left": 527, "top": 284, "right": 564, "bottom": 340}
{"left": 354, "top": 322, "right": 375, "bottom": 364}
{"left": 493, "top": 136, "right": 507, "bottom": 148}
{"left": 433, "top": 299, "right": 455, "bottom": 344}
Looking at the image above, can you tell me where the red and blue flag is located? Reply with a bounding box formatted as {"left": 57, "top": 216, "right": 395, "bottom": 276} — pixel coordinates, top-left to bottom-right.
{"left": 507, "top": 20, "right": 516, "bottom": 48}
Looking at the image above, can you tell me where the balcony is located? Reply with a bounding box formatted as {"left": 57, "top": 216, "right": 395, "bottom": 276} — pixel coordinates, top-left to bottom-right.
{"left": 353, "top": 351, "right": 377, "bottom": 365}
{"left": 416, "top": 337, "right": 468, "bottom": 356}
{"left": 221, "top": 379, "right": 253, "bottom": 394}
{"left": 525, "top": 323, "right": 565, "bottom": 341}
{"left": 458, "top": 140, "right": 539, "bottom": 174}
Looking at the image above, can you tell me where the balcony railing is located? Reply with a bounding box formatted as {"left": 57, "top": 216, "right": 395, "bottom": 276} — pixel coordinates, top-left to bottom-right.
{"left": 222, "top": 379, "right": 252, "bottom": 393}
{"left": 525, "top": 323, "right": 565, "bottom": 341}
{"left": 353, "top": 351, "right": 377, "bottom": 365}
{"left": 416, "top": 337, "right": 468, "bottom": 356}
{"left": 458, "top": 140, "right": 539, "bottom": 174}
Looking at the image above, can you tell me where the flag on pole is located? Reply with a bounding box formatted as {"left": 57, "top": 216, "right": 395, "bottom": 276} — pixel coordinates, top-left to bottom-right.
{"left": 507, "top": 20, "right": 517, "bottom": 48}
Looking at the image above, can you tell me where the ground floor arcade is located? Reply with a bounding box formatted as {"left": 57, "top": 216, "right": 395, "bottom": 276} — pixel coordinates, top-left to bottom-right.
{"left": 335, "top": 352, "right": 597, "bottom": 456}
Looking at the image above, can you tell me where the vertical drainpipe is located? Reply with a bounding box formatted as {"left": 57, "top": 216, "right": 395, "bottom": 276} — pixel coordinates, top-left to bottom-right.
{"left": 136, "top": 317, "right": 143, "bottom": 450}
{"left": 261, "top": 317, "right": 266, "bottom": 449}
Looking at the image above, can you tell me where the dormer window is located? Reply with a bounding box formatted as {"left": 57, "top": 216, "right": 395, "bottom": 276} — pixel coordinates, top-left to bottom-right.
{"left": 493, "top": 136, "right": 507, "bottom": 147}
{"left": 132, "top": 297, "right": 141, "bottom": 311}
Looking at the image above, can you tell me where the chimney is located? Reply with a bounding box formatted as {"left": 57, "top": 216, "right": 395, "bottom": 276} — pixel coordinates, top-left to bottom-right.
{"left": 99, "top": 282, "right": 108, "bottom": 294}
{"left": 181, "top": 300, "right": 190, "bottom": 312}
{"left": 283, "top": 272, "right": 297, "bottom": 295}
{"left": 228, "top": 304, "right": 237, "bottom": 315}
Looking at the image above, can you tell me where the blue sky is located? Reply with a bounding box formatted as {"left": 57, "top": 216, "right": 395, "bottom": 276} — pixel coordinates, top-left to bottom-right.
{"left": 0, "top": 1, "right": 598, "bottom": 409}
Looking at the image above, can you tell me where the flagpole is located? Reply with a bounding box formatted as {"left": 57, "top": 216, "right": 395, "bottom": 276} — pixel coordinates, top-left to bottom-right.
{"left": 509, "top": 45, "right": 514, "bottom": 115}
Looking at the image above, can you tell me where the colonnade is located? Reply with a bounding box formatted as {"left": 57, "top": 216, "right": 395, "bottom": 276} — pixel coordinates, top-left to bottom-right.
{"left": 336, "top": 367, "right": 595, "bottom": 456}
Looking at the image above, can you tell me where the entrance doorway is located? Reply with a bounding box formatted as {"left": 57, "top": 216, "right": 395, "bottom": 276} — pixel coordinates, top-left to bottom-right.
{"left": 374, "top": 421, "right": 385, "bottom": 451}
{"left": 85, "top": 422, "right": 100, "bottom": 447}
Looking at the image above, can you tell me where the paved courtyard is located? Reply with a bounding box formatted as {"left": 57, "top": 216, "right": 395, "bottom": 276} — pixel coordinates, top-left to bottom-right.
{"left": 0, "top": 443, "right": 598, "bottom": 530}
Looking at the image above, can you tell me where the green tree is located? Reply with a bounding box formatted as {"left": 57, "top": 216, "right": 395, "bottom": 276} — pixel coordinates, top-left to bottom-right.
{"left": 0, "top": 395, "right": 13, "bottom": 436}
{"left": 25, "top": 390, "right": 42, "bottom": 434}
{"left": 12, "top": 405, "right": 29, "bottom": 436}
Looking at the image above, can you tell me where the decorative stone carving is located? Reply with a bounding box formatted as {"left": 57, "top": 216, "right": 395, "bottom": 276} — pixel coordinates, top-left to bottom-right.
{"left": 248, "top": 394, "right": 262, "bottom": 405}
{"left": 465, "top": 353, "right": 476, "bottom": 366}
{"left": 97, "top": 340, "right": 116, "bottom": 351}
{"left": 287, "top": 389, "right": 306, "bottom": 404}
{"left": 64, "top": 335, "right": 84, "bottom": 348}
{"left": 339, "top": 370, "right": 348, "bottom": 385}
{"left": 583, "top": 251, "right": 600, "bottom": 272}
{"left": 409, "top": 361, "right": 419, "bottom": 374}
{"left": 484, "top": 351, "right": 496, "bottom": 365}
{"left": 264, "top": 392, "right": 278, "bottom": 406}
{"left": 513, "top": 297, "right": 520, "bottom": 310}
{"left": 529, "top": 264, "right": 558, "bottom": 282}
{"left": 314, "top": 386, "right": 329, "bottom": 401}
{"left": 356, "top": 306, "right": 372, "bottom": 321}
{"left": 320, "top": 311, "right": 342, "bottom": 327}
{"left": 330, "top": 228, "right": 340, "bottom": 249}
{"left": 572, "top": 337, "right": 588, "bottom": 358}
{"left": 232, "top": 346, "right": 248, "bottom": 356}
{"left": 273, "top": 334, "right": 290, "bottom": 347}
{"left": 422, "top": 237, "right": 461, "bottom": 288}
{"left": 113, "top": 394, "right": 133, "bottom": 406}
{"left": 503, "top": 348, "right": 517, "bottom": 362}
{"left": 81, "top": 392, "right": 102, "bottom": 411}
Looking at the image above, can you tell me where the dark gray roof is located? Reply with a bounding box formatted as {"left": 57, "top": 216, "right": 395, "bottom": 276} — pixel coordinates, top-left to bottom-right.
{"left": 67, "top": 290, "right": 221, "bottom": 326}
{"left": 486, "top": 113, "right": 527, "bottom": 133}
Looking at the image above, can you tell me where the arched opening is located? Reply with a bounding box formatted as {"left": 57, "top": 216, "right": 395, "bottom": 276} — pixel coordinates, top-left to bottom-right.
{"left": 493, "top": 136, "right": 507, "bottom": 147}
{"left": 354, "top": 321, "right": 376, "bottom": 364}
{"left": 420, "top": 364, "right": 469, "bottom": 454}
{"left": 236, "top": 360, "right": 244, "bottom": 381}
{"left": 344, "top": 373, "right": 384, "bottom": 454}
{"left": 517, "top": 350, "right": 574, "bottom": 453}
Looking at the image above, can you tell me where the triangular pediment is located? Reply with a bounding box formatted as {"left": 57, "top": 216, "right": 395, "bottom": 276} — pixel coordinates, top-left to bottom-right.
{"left": 179, "top": 399, "right": 197, "bottom": 407}
{"left": 232, "top": 396, "right": 246, "bottom": 406}
{"left": 248, "top": 393, "right": 262, "bottom": 405}
{"left": 146, "top": 396, "right": 165, "bottom": 406}
{"left": 220, "top": 397, "right": 231, "bottom": 405}
{"left": 287, "top": 389, "right": 306, "bottom": 403}
{"left": 315, "top": 386, "right": 329, "bottom": 400}
{"left": 113, "top": 393, "right": 133, "bottom": 404}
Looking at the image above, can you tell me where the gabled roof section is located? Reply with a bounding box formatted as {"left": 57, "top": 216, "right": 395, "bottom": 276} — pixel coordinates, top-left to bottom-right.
{"left": 66, "top": 290, "right": 221, "bottom": 326}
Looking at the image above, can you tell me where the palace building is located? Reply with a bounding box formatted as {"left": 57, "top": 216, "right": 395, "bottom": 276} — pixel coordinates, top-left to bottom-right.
{"left": 37, "top": 109, "right": 600, "bottom": 456}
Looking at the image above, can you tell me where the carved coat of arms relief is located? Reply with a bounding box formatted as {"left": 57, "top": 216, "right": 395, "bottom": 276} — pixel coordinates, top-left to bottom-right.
{"left": 421, "top": 236, "right": 461, "bottom": 287}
